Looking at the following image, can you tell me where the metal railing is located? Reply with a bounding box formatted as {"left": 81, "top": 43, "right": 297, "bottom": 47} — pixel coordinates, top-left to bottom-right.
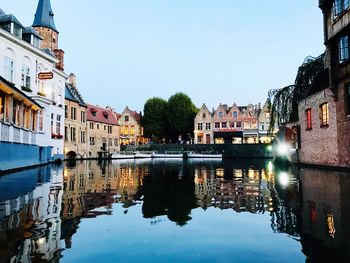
{"left": 0, "top": 123, "right": 10, "bottom": 142}
{"left": 13, "top": 127, "right": 21, "bottom": 143}
{"left": 23, "top": 130, "right": 29, "bottom": 144}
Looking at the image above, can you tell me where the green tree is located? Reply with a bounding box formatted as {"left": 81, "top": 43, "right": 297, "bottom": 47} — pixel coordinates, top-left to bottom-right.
{"left": 166, "top": 92, "right": 198, "bottom": 142}
{"left": 142, "top": 97, "right": 168, "bottom": 142}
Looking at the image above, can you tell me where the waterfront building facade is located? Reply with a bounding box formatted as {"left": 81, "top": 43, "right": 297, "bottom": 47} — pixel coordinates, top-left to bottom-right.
{"left": 258, "top": 101, "right": 275, "bottom": 143}
{"left": 64, "top": 73, "right": 88, "bottom": 159}
{"left": 119, "top": 106, "right": 146, "bottom": 145}
{"left": 0, "top": 1, "right": 67, "bottom": 171}
{"left": 86, "top": 104, "right": 120, "bottom": 158}
{"left": 193, "top": 104, "right": 213, "bottom": 144}
{"left": 286, "top": 1, "right": 350, "bottom": 168}
{"left": 194, "top": 102, "right": 262, "bottom": 144}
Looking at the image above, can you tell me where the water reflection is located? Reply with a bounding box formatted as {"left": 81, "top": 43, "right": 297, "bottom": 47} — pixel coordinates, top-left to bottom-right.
{"left": 0, "top": 160, "right": 349, "bottom": 262}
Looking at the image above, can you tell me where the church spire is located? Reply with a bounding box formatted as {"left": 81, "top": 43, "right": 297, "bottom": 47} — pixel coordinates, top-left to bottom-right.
{"left": 32, "top": 0, "right": 58, "bottom": 33}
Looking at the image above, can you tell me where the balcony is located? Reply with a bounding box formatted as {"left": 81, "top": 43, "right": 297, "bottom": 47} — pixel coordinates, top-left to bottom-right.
{"left": 0, "top": 122, "right": 38, "bottom": 145}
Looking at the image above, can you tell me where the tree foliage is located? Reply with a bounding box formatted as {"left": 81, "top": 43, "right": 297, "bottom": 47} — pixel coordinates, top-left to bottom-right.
{"left": 166, "top": 93, "right": 198, "bottom": 141}
{"left": 142, "top": 93, "right": 198, "bottom": 143}
{"left": 142, "top": 97, "right": 168, "bottom": 141}
{"left": 268, "top": 54, "right": 325, "bottom": 131}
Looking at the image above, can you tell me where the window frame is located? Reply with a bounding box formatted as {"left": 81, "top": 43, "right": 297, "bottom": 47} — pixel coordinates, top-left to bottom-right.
{"left": 320, "top": 103, "right": 329, "bottom": 127}
{"left": 305, "top": 108, "right": 312, "bottom": 130}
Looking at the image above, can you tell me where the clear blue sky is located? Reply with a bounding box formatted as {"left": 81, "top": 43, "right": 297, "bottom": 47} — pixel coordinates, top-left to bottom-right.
{"left": 2, "top": 0, "right": 325, "bottom": 113}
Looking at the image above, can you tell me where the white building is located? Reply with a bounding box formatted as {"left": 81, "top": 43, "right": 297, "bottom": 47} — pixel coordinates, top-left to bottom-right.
{"left": 0, "top": 0, "right": 67, "bottom": 168}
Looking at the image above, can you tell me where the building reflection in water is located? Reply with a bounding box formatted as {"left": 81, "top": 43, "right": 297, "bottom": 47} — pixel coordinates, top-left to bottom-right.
{"left": 0, "top": 159, "right": 349, "bottom": 262}
{"left": 0, "top": 165, "right": 63, "bottom": 262}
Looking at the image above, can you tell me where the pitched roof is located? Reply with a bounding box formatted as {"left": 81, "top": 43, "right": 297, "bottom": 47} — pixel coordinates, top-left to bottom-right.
{"left": 0, "top": 14, "right": 24, "bottom": 28}
{"left": 0, "top": 9, "right": 5, "bottom": 16}
{"left": 86, "top": 104, "right": 119, "bottom": 125}
{"left": 0, "top": 76, "right": 42, "bottom": 110}
{"left": 65, "top": 83, "right": 86, "bottom": 106}
{"left": 23, "top": 26, "right": 42, "bottom": 39}
{"left": 32, "top": 0, "right": 58, "bottom": 32}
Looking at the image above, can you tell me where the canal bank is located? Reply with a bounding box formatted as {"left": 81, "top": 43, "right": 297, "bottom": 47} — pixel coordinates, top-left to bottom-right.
{"left": 122, "top": 143, "right": 272, "bottom": 158}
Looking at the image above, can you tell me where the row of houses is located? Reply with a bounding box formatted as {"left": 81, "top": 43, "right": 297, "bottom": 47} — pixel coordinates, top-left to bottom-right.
{"left": 194, "top": 101, "right": 276, "bottom": 144}
{"left": 283, "top": 0, "right": 350, "bottom": 169}
{"left": 0, "top": 0, "right": 146, "bottom": 172}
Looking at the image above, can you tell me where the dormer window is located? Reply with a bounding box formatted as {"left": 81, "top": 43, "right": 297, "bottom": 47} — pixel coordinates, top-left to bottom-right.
{"left": 33, "top": 36, "right": 40, "bottom": 48}
{"left": 13, "top": 23, "right": 22, "bottom": 38}
{"left": 233, "top": 111, "right": 238, "bottom": 118}
{"left": 218, "top": 112, "right": 223, "bottom": 118}
{"left": 103, "top": 111, "right": 109, "bottom": 119}
{"left": 125, "top": 115, "right": 129, "bottom": 122}
{"left": 0, "top": 22, "right": 11, "bottom": 33}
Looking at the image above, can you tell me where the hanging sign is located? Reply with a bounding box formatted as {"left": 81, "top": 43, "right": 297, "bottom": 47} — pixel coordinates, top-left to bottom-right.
{"left": 38, "top": 72, "right": 53, "bottom": 80}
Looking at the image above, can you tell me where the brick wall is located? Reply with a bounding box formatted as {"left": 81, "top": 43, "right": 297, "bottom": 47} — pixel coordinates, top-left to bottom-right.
{"left": 336, "top": 80, "right": 350, "bottom": 167}
{"left": 298, "top": 88, "right": 340, "bottom": 166}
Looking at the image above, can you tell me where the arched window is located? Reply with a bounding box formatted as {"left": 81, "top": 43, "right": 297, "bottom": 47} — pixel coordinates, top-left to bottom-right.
{"left": 233, "top": 111, "right": 238, "bottom": 118}
{"left": 218, "top": 112, "right": 223, "bottom": 118}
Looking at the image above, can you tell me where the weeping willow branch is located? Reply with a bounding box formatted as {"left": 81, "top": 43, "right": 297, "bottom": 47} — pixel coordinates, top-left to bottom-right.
{"left": 268, "top": 53, "right": 325, "bottom": 133}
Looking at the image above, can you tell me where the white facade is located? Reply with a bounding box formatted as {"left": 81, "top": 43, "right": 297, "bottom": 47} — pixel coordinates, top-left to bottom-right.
{"left": 194, "top": 104, "right": 214, "bottom": 144}
{"left": 0, "top": 27, "right": 67, "bottom": 159}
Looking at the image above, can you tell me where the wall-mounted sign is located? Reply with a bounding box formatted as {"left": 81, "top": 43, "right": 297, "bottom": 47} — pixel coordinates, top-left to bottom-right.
{"left": 38, "top": 72, "right": 53, "bottom": 80}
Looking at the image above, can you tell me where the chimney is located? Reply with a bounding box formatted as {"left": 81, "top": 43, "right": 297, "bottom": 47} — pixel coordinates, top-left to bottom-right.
{"left": 68, "top": 73, "right": 77, "bottom": 87}
{"left": 54, "top": 49, "right": 64, "bottom": 71}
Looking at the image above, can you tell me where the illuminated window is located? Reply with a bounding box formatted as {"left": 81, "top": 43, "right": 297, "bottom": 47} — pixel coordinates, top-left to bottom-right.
{"left": 0, "top": 91, "right": 5, "bottom": 121}
{"left": 320, "top": 103, "right": 329, "bottom": 126}
{"left": 130, "top": 126, "right": 135, "bottom": 135}
{"left": 197, "top": 135, "right": 203, "bottom": 143}
{"left": 305, "top": 108, "right": 312, "bottom": 130}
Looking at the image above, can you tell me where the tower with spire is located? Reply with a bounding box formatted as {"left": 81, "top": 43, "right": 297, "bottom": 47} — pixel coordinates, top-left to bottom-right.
{"left": 32, "top": 0, "right": 64, "bottom": 71}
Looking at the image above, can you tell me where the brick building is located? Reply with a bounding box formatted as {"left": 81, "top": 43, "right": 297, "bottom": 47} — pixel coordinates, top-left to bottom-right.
{"left": 291, "top": 1, "right": 350, "bottom": 168}
{"left": 193, "top": 104, "right": 213, "bottom": 144}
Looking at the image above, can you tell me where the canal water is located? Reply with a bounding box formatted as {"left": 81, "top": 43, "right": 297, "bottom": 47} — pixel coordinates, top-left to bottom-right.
{"left": 0, "top": 159, "right": 349, "bottom": 263}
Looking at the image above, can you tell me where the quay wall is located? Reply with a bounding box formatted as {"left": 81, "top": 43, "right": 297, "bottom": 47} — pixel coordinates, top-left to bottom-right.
{"left": 122, "top": 144, "right": 272, "bottom": 158}
{"left": 0, "top": 142, "right": 52, "bottom": 174}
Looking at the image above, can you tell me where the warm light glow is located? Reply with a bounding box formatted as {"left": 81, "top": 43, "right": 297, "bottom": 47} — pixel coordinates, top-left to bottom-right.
{"left": 37, "top": 237, "right": 46, "bottom": 245}
{"left": 267, "top": 161, "right": 273, "bottom": 172}
{"left": 277, "top": 143, "right": 290, "bottom": 156}
{"left": 267, "top": 145, "right": 273, "bottom": 152}
{"left": 278, "top": 172, "right": 290, "bottom": 187}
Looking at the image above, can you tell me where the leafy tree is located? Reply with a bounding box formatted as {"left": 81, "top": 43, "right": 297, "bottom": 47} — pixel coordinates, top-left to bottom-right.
{"left": 268, "top": 54, "right": 325, "bottom": 131}
{"left": 166, "top": 92, "right": 198, "bottom": 142}
{"left": 142, "top": 97, "right": 168, "bottom": 142}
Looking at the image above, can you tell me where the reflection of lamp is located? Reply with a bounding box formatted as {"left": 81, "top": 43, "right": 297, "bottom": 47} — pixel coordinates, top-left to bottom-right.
{"left": 278, "top": 172, "right": 290, "bottom": 187}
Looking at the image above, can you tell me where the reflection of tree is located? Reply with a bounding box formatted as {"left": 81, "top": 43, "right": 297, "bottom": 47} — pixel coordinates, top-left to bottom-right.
{"left": 141, "top": 163, "right": 198, "bottom": 226}
{"left": 270, "top": 178, "right": 301, "bottom": 238}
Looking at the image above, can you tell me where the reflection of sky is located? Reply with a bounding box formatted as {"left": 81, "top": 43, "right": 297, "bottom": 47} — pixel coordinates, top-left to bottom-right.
{"left": 61, "top": 203, "right": 304, "bottom": 263}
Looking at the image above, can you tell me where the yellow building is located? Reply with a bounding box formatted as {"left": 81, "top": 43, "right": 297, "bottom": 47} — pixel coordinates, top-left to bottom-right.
{"left": 119, "top": 106, "right": 148, "bottom": 145}
{"left": 86, "top": 104, "right": 120, "bottom": 158}
{"left": 64, "top": 74, "right": 88, "bottom": 159}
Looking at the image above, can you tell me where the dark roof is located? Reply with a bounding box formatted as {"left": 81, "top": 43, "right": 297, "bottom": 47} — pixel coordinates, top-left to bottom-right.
{"left": 86, "top": 104, "right": 119, "bottom": 125}
{"left": 65, "top": 83, "right": 86, "bottom": 106}
{"left": 0, "top": 76, "right": 42, "bottom": 109}
{"left": 32, "top": 0, "right": 58, "bottom": 32}
{"left": 22, "top": 26, "right": 42, "bottom": 39}
{"left": 0, "top": 14, "right": 24, "bottom": 28}
{"left": 306, "top": 69, "right": 330, "bottom": 97}
{"left": 0, "top": 9, "right": 5, "bottom": 16}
